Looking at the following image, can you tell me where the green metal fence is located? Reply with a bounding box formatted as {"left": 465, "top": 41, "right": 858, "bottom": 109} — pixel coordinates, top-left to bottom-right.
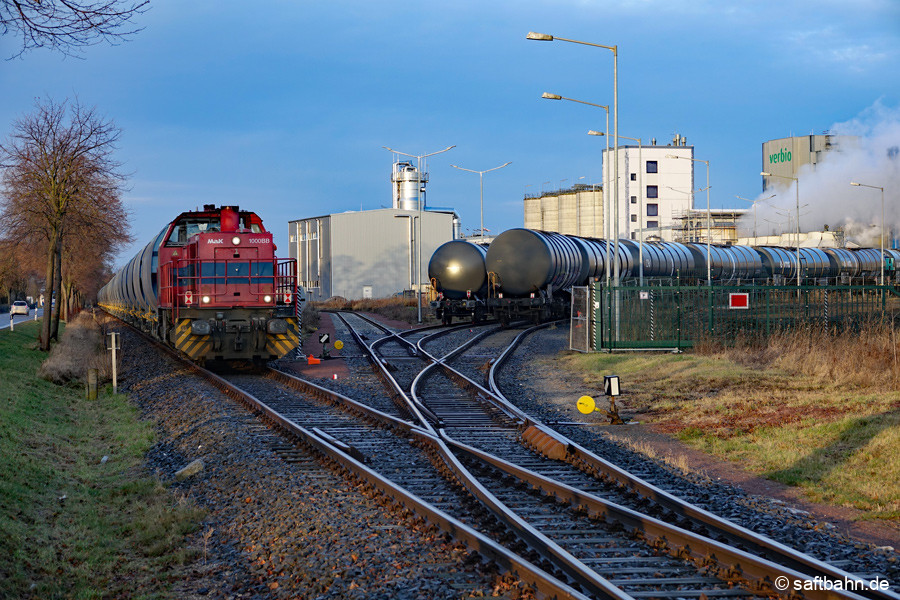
{"left": 592, "top": 282, "right": 900, "bottom": 351}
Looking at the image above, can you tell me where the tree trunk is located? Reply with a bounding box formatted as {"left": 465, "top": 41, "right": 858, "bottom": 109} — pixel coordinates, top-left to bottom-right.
{"left": 50, "top": 241, "right": 63, "bottom": 340}
{"left": 40, "top": 232, "right": 58, "bottom": 351}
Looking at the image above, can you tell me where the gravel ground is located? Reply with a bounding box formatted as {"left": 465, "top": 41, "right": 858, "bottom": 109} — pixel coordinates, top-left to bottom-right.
{"left": 494, "top": 323, "right": 900, "bottom": 587}
{"left": 116, "top": 321, "right": 527, "bottom": 599}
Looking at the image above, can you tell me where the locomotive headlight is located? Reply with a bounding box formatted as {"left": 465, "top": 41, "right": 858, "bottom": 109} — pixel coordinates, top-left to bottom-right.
{"left": 232, "top": 236, "right": 241, "bottom": 245}
{"left": 263, "top": 295, "right": 272, "bottom": 303}
{"left": 202, "top": 295, "right": 211, "bottom": 304}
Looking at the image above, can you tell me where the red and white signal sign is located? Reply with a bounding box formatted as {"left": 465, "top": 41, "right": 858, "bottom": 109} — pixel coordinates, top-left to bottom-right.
{"left": 728, "top": 292, "right": 749, "bottom": 309}
{"left": 184, "top": 291, "right": 194, "bottom": 305}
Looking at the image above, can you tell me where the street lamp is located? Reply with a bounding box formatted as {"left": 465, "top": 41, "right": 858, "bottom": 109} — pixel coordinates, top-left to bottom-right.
{"left": 669, "top": 154, "right": 712, "bottom": 286}
{"left": 383, "top": 144, "right": 455, "bottom": 322}
{"left": 529, "top": 31, "right": 620, "bottom": 285}
{"left": 541, "top": 92, "right": 610, "bottom": 283}
{"left": 761, "top": 171, "right": 801, "bottom": 287}
{"left": 850, "top": 181, "right": 886, "bottom": 285}
{"left": 736, "top": 194, "right": 775, "bottom": 240}
{"left": 450, "top": 161, "right": 511, "bottom": 245}
{"left": 590, "top": 130, "right": 644, "bottom": 285}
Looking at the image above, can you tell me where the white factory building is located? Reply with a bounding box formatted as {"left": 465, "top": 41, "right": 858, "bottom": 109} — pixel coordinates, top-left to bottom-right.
{"left": 289, "top": 160, "right": 459, "bottom": 301}
{"left": 602, "top": 134, "right": 698, "bottom": 243}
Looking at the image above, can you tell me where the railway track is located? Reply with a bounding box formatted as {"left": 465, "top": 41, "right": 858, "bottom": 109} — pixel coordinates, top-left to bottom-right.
{"left": 120, "top": 310, "right": 898, "bottom": 599}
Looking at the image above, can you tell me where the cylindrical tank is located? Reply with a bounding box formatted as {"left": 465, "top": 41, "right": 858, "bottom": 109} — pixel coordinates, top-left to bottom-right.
{"left": 823, "top": 248, "right": 859, "bottom": 277}
{"left": 428, "top": 240, "right": 489, "bottom": 299}
{"left": 686, "top": 243, "right": 750, "bottom": 281}
{"left": 485, "top": 229, "right": 584, "bottom": 296}
{"left": 854, "top": 248, "right": 881, "bottom": 277}
{"left": 756, "top": 246, "right": 799, "bottom": 280}
{"left": 391, "top": 162, "right": 426, "bottom": 211}
{"left": 797, "top": 248, "right": 830, "bottom": 278}
{"left": 639, "top": 242, "right": 696, "bottom": 278}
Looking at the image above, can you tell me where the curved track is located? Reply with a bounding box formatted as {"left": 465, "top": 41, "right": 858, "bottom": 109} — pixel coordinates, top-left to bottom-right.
{"left": 119, "top": 310, "right": 898, "bottom": 600}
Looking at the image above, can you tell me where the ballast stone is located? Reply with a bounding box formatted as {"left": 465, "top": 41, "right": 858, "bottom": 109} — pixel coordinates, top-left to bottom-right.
{"left": 175, "top": 459, "right": 204, "bottom": 481}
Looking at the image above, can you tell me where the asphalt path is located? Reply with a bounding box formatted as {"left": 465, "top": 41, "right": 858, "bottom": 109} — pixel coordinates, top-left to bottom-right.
{"left": 0, "top": 308, "right": 45, "bottom": 330}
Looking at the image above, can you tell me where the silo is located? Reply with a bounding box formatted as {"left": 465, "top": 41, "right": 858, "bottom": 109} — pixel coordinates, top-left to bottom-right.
{"left": 391, "top": 161, "right": 427, "bottom": 210}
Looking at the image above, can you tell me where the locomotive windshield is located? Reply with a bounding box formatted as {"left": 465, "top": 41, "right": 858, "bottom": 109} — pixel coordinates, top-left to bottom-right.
{"left": 165, "top": 215, "right": 264, "bottom": 246}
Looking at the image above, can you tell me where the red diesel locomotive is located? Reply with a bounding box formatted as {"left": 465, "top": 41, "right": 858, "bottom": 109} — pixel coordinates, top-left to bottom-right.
{"left": 98, "top": 205, "right": 299, "bottom": 363}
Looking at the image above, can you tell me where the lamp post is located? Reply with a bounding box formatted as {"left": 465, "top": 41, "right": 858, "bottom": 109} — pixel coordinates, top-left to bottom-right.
{"left": 736, "top": 194, "right": 775, "bottom": 241}
{"left": 529, "top": 32, "right": 619, "bottom": 285}
{"left": 450, "top": 161, "right": 511, "bottom": 245}
{"left": 383, "top": 144, "right": 455, "bottom": 323}
{"left": 760, "top": 171, "right": 800, "bottom": 287}
{"left": 541, "top": 93, "right": 610, "bottom": 283}
{"left": 668, "top": 154, "right": 711, "bottom": 286}
{"left": 850, "top": 181, "right": 886, "bottom": 285}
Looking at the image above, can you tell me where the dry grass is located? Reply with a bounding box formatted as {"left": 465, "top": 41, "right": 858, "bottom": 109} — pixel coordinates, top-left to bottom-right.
{"left": 39, "top": 311, "right": 116, "bottom": 385}
{"left": 560, "top": 323, "right": 900, "bottom": 520}
{"left": 313, "top": 296, "right": 437, "bottom": 325}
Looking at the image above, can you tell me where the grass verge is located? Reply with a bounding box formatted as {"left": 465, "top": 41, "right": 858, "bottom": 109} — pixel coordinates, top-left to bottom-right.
{"left": 0, "top": 320, "right": 205, "bottom": 599}
{"left": 558, "top": 325, "right": 900, "bottom": 522}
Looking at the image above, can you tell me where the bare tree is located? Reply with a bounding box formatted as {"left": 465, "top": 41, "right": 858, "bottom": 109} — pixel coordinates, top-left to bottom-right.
{"left": 0, "top": 0, "right": 148, "bottom": 57}
{"left": 0, "top": 97, "right": 129, "bottom": 350}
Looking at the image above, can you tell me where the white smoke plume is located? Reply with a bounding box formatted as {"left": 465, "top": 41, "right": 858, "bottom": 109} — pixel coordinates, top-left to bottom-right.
{"left": 742, "top": 100, "right": 900, "bottom": 247}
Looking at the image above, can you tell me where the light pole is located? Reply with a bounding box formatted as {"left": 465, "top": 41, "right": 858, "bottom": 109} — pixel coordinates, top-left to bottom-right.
{"left": 669, "top": 154, "right": 712, "bottom": 286}
{"left": 736, "top": 194, "right": 775, "bottom": 241}
{"left": 383, "top": 144, "right": 455, "bottom": 322}
{"left": 761, "top": 171, "right": 800, "bottom": 287}
{"left": 529, "top": 32, "right": 619, "bottom": 285}
{"left": 850, "top": 181, "right": 886, "bottom": 285}
{"left": 450, "top": 161, "right": 511, "bottom": 245}
{"left": 541, "top": 93, "right": 610, "bottom": 283}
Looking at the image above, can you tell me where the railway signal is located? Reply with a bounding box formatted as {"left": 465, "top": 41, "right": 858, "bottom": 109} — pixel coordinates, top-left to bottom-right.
{"left": 577, "top": 375, "right": 624, "bottom": 424}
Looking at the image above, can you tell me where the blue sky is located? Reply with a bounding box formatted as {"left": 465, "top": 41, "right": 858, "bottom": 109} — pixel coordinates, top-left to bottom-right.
{"left": 2, "top": 0, "right": 898, "bottom": 265}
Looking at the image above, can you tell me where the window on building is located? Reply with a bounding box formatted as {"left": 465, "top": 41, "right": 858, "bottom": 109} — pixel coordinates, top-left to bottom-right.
{"left": 646, "top": 160, "right": 658, "bottom": 173}
{"left": 630, "top": 173, "right": 637, "bottom": 181}
{"left": 631, "top": 232, "right": 636, "bottom": 239}
{"left": 630, "top": 195, "right": 637, "bottom": 204}
{"left": 630, "top": 214, "right": 637, "bottom": 222}
{"left": 647, "top": 220, "right": 658, "bottom": 229}
{"left": 646, "top": 203, "right": 658, "bottom": 216}
{"left": 647, "top": 185, "right": 659, "bottom": 198}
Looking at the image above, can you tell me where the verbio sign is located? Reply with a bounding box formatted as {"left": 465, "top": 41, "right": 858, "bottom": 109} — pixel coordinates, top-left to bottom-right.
{"left": 769, "top": 148, "right": 792, "bottom": 164}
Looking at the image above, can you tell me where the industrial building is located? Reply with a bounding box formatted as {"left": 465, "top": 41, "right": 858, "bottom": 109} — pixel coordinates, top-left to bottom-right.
{"left": 760, "top": 134, "right": 857, "bottom": 192}
{"left": 603, "top": 134, "right": 702, "bottom": 243}
{"left": 289, "top": 160, "right": 459, "bottom": 301}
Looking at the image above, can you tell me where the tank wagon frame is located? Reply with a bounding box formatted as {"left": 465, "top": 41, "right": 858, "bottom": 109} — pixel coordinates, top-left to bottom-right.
{"left": 428, "top": 228, "right": 900, "bottom": 327}
{"left": 98, "top": 205, "right": 299, "bottom": 364}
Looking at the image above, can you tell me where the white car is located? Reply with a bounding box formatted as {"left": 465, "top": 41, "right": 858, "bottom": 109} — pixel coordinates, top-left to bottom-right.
{"left": 10, "top": 301, "right": 29, "bottom": 316}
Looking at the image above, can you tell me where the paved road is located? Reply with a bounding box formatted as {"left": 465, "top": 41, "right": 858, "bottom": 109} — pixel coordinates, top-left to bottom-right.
{"left": 1, "top": 308, "right": 45, "bottom": 330}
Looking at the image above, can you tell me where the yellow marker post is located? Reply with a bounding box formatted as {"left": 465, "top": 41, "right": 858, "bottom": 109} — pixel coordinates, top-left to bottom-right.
{"left": 334, "top": 340, "right": 344, "bottom": 351}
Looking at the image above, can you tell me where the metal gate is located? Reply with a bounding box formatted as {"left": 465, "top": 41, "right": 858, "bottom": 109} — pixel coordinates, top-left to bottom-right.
{"left": 569, "top": 286, "right": 592, "bottom": 352}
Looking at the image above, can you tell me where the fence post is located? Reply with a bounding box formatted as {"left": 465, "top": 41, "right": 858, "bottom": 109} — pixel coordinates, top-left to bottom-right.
{"left": 86, "top": 368, "right": 98, "bottom": 400}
